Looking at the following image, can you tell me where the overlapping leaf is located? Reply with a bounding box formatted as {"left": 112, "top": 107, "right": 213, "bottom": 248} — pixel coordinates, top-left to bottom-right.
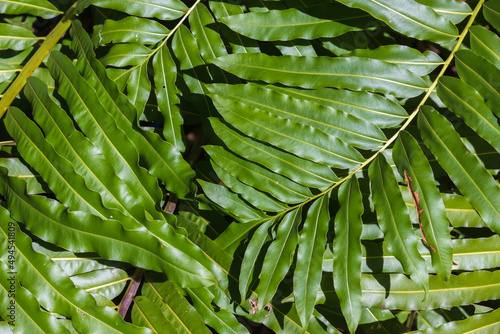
{"left": 1, "top": 0, "right": 500, "bottom": 333}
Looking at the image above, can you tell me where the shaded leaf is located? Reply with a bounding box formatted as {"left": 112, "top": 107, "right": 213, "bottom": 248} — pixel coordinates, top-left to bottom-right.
{"left": 294, "top": 193, "right": 331, "bottom": 328}
{"left": 219, "top": 3, "right": 368, "bottom": 41}
{"left": 0, "top": 0, "right": 61, "bottom": 19}
{"left": 333, "top": 177, "right": 363, "bottom": 334}
{"left": 335, "top": 0, "right": 458, "bottom": 44}
{"left": 93, "top": 17, "right": 169, "bottom": 46}
{"left": 418, "top": 106, "right": 500, "bottom": 234}
{"left": 153, "top": 44, "right": 184, "bottom": 152}
{"left": 0, "top": 23, "right": 39, "bottom": 50}
{"left": 92, "top": 0, "right": 188, "bottom": 20}
{"left": 211, "top": 54, "right": 428, "bottom": 98}
{"left": 368, "top": 155, "right": 429, "bottom": 294}
{"left": 393, "top": 131, "right": 452, "bottom": 281}
{"left": 142, "top": 274, "right": 211, "bottom": 334}
{"left": 255, "top": 209, "right": 301, "bottom": 307}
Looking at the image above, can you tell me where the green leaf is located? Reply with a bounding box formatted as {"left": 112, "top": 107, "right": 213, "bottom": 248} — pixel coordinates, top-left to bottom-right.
{"left": 441, "top": 193, "right": 485, "bottom": 228}
{"left": 418, "top": 106, "right": 500, "bottom": 234}
{"left": 4, "top": 107, "right": 118, "bottom": 222}
{"left": 126, "top": 61, "right": 151, "bottom": 117}
{"left": 132, "top": 296, "right": 177, "bottom": 333}
{"left": 324, "top": 235, "right": 500, "bottom": 274}
{"left": 0, "top": 207, "right": 71, "bottom": 333}
{"left": 189, "top": 3, "right": 230, "bottom": 61}
{"left": 412, "top": 307, "right": 500, "bottom": 333}
{"left": 239, "top": 219, "right": 274, "bottom": 300}
{"left": 484, "top": 0, "right": 500, "bottom": 31}
{"left": 198, "top": 180, "right": 267, "bottom": 222}
{"left": 358, "top": 308, "right": 406, "bottom": 333}
{"left": 333, "top": 177, "right": 363, "bottom": 334}
{"left": 294, "top": 193, "right": 331, "bottom": 328}
{"left": 348, "top": 45, "right": 443, "bottom": 76}
{"left": 141, "top": 274, "right": 211, "bottom": 334}
{"left": 211, "top": 162, "right": 288, "bottom": 212}
{"left": 211, "top": 54, "right": 429, "bottom": 98}
{"left": 33, "top": 245, "right": 128, "bottom": 277}
{"left": 0, "top": 214, "right": 151, "bottom": 333}
{"left": 0, "top": 171, "right": 215, "bottom": 288}
{"left": 361, "top": 271, "right": 500, "bottom": 310}
{"left": 92, "top": 17, "right": 169, "bottom": 46}
{"left": 0, "top": 260, "right": 71, "bottom": 333}
{"left": 209, "top": 118, "right": 338, "bottom": 190}
{"left": 438, "top": 76, "right": 500, "bottom": 153}
{"left": 264, "top": 303, "right": 334, "bottom": 334}
{"left": 0, "top": 23, "right": 39, "bottom": 50}
{"left": 0, "top": 0, "right": 61, "bottom": 18}
{"left": 70, "top": 21, "right": 195, "bottom": 199}
{"left": 212, "top": 97, "right": 365, "bottom": 170}
{"left": 214, "top": 220, "right": 263, "bottom": 254}
{"left": 205, "top": 145, "right": 312, "bottom": 204}
{"left": 71, "top": 268, "right": 129, "bottom": 301}
{"left": 368, "top": 155, "right": 429, "bottom": 294}
{"left": 207, "top": 0, "right": 260, "bottom": 54}
{"left": 0, "top": 62, "right": 18, "bottom": 84}
{"left": 469, "top": 26, "right": 500, "bottom": 70}
{"left": 187, "top": 287, "right": 250, "bottom": 334}
{"left": 100, "top": 43, "right": 153, "bottom": 67}
{"left": 23, "top": 78, "right": 147, "bottom": 229}
{"left": 393, "top": 131, "right": 452, "bottom": 281}
{"left": 414, "top": 0, "right": 472, "bottom": 24}
{"left": 208, "top": 83, "right": 387, "bottom": 150}
{"left": 255, "top": 209, "right": 301, "bottom": 307}
{"left": 153, "top": 44, "right": 184, "bottom": 152}
{"left": 47, "top": 50, "right": 164, "bottom": 219}
{"left": 92, "top": 0, "right": 188, "bottom": 20}
{"left": 0, "top": 157, "right": 44, "bottom": 194}
{"left": 335, "top": 0, "right": 458, "bottom": 44}
{"left": 455, "top": 50, "right": 500, "bottom": 117}
{"left": 172, "top": 24, "right": 214, "bottom": 115}
{"left": 268, "top": 86, "right": 408, "bottom": 128}
{"left": 219, "top": 3, "right": 368, "bottom": 41}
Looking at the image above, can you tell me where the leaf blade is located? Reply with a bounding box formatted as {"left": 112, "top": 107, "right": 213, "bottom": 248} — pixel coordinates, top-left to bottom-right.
{"left": 368, "top": 155, "right": 429, "bottom": 294}
{"left": 418, "top": 106, "right": 500, "bottom": 234}
{"left": 294, "top": 193, "right": 331, "bottom": 328}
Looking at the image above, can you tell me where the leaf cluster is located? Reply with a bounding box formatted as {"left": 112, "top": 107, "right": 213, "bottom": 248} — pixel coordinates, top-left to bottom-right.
{"left": 1, "top": 0, "right": 500, "bottom": 333}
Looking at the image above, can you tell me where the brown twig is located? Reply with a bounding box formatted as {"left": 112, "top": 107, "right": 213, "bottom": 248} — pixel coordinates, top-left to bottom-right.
{"left": 118, "top": 268, "right": 146, "bottom": 318}
{"left": 404, "top": 170, "right": 436, "bottom": 253}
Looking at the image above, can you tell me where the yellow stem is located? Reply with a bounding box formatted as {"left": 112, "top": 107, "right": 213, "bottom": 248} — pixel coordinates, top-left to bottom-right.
{"left": 0, "top": 2, "right": 79, "bottom": 118}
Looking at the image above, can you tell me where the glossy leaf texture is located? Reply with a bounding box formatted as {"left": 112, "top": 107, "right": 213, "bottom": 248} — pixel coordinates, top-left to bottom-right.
{"left": 1, "top": 0, "right": 500, "bottom": 333}
{"left": 332, "top": 177, "right": 363, "bottom": 333}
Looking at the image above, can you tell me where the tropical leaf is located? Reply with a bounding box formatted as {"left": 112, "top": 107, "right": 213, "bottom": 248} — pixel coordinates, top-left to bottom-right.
{"left": 393, "top": 131, "right": 452, "bottom": 280}
{"left": 0, "top": 0, "right": 61, "bottom": 19}
{"left": 92, "top": 0, "right": 188, "bottom": 20}
{"left": 0, "top": 23, "right": 39, "bottom": 51}
{"left": 332, "top": 177, "right": 363, "bottom": 333}
{"left": 211, "top": 54, "right": 429, "bottom": 98}
{"left": 294, "top": 193, "right": 331, "bottom": 328}
{"left": 334, "top": 0, "right": 459, "bottom": 44}
{"left": 418, "top": 106, "right": 500, "bottom": 234}
{"left": 219, "top": 3, "right": 369, "bottom": 41}
{"left": 1, "top": 0, "right": 500, "bottom": 332}
{"left": 369, "top": 155, "right": 429, "bottom": 294}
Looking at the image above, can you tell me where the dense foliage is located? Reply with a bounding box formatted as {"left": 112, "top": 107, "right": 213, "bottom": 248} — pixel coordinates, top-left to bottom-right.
{"left": 1, "top": 0, "right": 500, "bottom": 332}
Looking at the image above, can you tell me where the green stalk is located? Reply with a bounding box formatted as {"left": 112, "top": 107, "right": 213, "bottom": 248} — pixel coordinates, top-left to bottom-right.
{"left": 0, "top": 2, "right": 80, "bottom": 118}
